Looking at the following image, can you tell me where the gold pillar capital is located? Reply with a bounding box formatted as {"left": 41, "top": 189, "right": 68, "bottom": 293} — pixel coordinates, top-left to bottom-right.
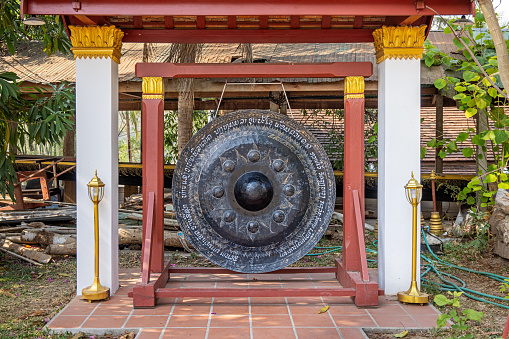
{"left": 344, "top": 76, "right": 365, "bottom": 99}
{"left": 69, "top": 25, "right": 124, "bottom": 64}
{"left": 372, "top": 25, "right": 427, "bottom": 64}
{"left": 142, "top": 77, "right": 164, "bottom": 100}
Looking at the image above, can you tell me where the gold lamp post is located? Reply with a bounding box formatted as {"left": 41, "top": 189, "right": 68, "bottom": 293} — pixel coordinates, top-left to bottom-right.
{"left": 398, "top": 172, "right": 429, "bottom": 305}
{"left": 82, "top": 170, "right": 110, "bottom": 302}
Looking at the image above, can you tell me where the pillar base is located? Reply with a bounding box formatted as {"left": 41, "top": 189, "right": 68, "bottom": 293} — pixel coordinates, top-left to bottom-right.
{"left": 335, "top": 259, "right": 379, "bottom": 307}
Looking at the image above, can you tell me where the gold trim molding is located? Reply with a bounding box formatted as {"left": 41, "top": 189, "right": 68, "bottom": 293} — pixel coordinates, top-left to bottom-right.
{"left": 372, "top": 25, "right": 427, "bottom": 64}
{"left": 69, "top": 26, "right": 124, "bottom": 64}
{"left": 344, "top": 76, "right": 365, "bottom": 99}
{"left": 142, "top": 77, "right": 164, "bottom": 99}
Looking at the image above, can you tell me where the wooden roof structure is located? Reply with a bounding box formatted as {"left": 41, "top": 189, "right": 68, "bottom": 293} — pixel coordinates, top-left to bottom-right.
{"left": 4, "top": 31, "right": 461, "bottom": 110}
{"left": 23, "top": 0, "right": 473, "bottom": 44}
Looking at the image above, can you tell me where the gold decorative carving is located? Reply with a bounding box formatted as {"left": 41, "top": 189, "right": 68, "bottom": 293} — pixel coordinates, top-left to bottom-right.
{"left": 142, "top": 94, "right": 164, "bottom": 100}
{"left": 142, "top": 77, "right": 164, "bottom": 99}
{"left": 372, "top": 25, "right": 427, "bottom": 64}
{"left": 69, "top": 26, "right": 124, "bottom": 64}
{"left": 344, "top": 76, "right": 365, "bottom": 99}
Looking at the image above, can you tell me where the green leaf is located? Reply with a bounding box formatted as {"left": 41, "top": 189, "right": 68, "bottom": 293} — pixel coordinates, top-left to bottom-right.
{"left": 436, "top": 313, "right": 450, "bottom": 328}
{"left": 447, "top": 141, "right": 457, "bottom": 152}
{"left": 463, "top": 70, "right": 477, "bottom": 82}
{"left": 425, "top": 57, "right": 434, "bottom": 68}
{"left": 456, "top": 132, "right": 469, "bottom": 143}
{"left": 462, "top": 147, "right": 473, "bottom": 158}
{"left": 484, "top": 173, "right": 498, "bottom": 183}
{"left": 438, "top": 149, "right": 447, "bottom": 159}
{"left": 465, "top": 107, "right": 477, "bottom": 119}
{"left": 498, "top": 182, "right": 509, "bottom": 190}
{"left": 488, "top": 58, "right": 498, "bottom": 67}
{"left": 453, "top": 37, "right": 464, "bottom": 50}
{"left": 434, "top": 294, "right": 452, "bottom": 306}
{"left": 467, "top": 196, "right": 476, "bottom": 205}
{"left": 455, "top": 85, "right": 466, "bottom": 92}
{"left": 463, "top": 309, "right": 484, "bottom": 321}
{"left": 427, "top": 138, "right": 437, "bottom": 147}
{"left": 472, "top": 135, "right": 484, "bottom": 146}
{"left": 453, "top": 93, "right": 466, "bottom": 100}
{"left": 420, "top": 146, "right": 427, "bottom": 159}
{"left": 493, "top": 130, "right": 509, "bottom": 145}
{"left": 393, "top": 330, "right": 408, "bottom": 338}
{"left": 488, "top": 88, "right": 498, "bottom": 98}
{"left": 475, "top": 97, "right": 487, "bottom": 110}
{"left": 434, "top": 78, "right": 447, "bottom": 89}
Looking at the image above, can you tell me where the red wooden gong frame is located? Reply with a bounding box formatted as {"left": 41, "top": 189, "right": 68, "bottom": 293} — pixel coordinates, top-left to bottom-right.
{"left": 129, "top": 62, "right": 382, "bottom": 308}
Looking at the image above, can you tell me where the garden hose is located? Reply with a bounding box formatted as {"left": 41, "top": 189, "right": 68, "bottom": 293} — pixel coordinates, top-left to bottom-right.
{"left": 420, "top": 228, "right": 509, "bottom": 309}
{"left": 306, "top": 245, "right": 378, "bottom": 262}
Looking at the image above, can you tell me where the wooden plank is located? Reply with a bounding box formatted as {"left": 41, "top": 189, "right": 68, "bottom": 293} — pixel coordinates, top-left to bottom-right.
{"left": 155, "top": 288, "right": 356, "bottom": 298}
{"left": 26, "top": 0, "right": 473, "bottom": 17}
{"left": 124, "top": 28, "right": 377, "bottom": 43}
{"left": 141, "top": 191, "right": 155, "bottom": 284}
{"left": 352, "top": 190, "right": 369, "bottom": 282}
{"left": 169, "top": 267, "right": 336, "bottom": 274}
{"left": 136, "top": 62, "right": 373, "bottom": 78}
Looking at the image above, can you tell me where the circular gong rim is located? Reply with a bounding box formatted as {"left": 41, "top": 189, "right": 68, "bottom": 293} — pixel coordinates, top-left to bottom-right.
{"left": 173, "top": 109, "right": 335, "bottom": 273}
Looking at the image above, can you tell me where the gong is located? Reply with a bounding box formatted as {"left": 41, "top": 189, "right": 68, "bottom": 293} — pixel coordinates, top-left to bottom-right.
{"left": 173, "top": 110, "right": 335, "bottom": 273}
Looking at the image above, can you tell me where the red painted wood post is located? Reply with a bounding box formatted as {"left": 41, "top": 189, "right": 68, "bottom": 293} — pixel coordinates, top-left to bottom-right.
{"left": 141, "top": 77, "right": 165, "bottom": 273}
{"left": 141, "top": 191, "right": 155, "bottom": 284}
{"left": 342, "top": 76, "right": 365, "bottom": 272}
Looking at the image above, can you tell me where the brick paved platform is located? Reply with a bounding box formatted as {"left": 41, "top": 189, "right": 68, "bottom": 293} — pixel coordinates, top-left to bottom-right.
{"left": 47, "top": 268, "right": 441, "bottom": 339}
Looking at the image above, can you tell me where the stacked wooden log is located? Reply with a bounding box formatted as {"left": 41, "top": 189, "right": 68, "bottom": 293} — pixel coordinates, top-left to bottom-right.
{"left": 120, "top": 193, "right": 173, "bottom": 211}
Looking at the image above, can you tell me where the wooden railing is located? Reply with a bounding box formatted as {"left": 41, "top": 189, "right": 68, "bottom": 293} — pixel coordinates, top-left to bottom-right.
{"left": 352, "top": 189, "right": 370, "bottom": 282}
{"left": 141, "top": 191, "right": 155, "bottom": 284}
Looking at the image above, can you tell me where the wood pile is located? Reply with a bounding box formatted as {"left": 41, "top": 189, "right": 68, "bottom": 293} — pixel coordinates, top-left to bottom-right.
{"left": 120, "top": 193, "right": 173, "bottom": 211}
{"left": 0, "top": 206, "right": 76, "bottom": 225}
{"left": 0, "top": 217, "right": 192, "bottom": 264}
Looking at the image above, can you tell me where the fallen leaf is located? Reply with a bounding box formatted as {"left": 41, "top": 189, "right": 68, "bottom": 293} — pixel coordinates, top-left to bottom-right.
{"left": 70, "top": 333, "right": 84, "bottom": 339}
{"left": 57, "top": 273, "right": 71, "bottom": 277}
{"left": 394, "top": 330, "right": 408, "bottom": 338}
{"left": 27, "top": 310, "right": 46, "bottom": 317}
{"left": 318, "top": 305, "right": 329, "bottom": 314}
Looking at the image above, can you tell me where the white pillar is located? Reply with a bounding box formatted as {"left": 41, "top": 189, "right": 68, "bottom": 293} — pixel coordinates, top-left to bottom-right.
{"left": 374, "top": 26, "right": 426, "bottom": 295}
{"left": 71, "top": 26, "right": 124, "bottom": 295}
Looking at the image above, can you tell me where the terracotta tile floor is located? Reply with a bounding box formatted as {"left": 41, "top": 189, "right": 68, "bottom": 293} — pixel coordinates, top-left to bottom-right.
{"left": 47, "top": 268, "right": 441, "bottom": 339}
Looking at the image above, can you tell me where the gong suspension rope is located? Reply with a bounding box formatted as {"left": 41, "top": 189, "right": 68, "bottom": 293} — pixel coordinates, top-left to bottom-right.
{"left": 214, "top": 80, "right": 294, "bottom": 119}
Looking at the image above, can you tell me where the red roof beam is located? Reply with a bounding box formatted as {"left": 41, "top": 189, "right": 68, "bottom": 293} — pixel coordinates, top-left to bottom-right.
{"left": 135, "top": 62, "right": 373, "bottom": 79}
{"left": 23, "top": 0, "right": 474, "bottom": 17}
{"left": 123, "top": 28, "right": 376, "bottom": 43}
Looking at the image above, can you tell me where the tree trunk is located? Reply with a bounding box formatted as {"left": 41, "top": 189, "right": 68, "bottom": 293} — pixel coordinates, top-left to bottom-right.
{"left": 125, "top": 112, "right": 132, "bottom": 162}
{"left": 62, "top": 115, "right": 76, "bottom": 203}
{"left": 45, "top": 242, "right": 76, "bottom": 255}
{"left": 476, "top": 109, "right": 489, "bottom": 210}
{"left": 435, "top": 94, "right": 443, "bottom": 215}
{"left": 478, "top": 0, "right": 509, "bottom": 91}
{"left": 1, "top": 239, "right": 52, "bottom": 263}
{"left": 177, "top": 87, "right": 194, "bottom": 155}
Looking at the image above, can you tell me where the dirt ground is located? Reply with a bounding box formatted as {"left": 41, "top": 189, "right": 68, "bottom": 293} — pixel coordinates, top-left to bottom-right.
{"left": 1, "top": 231, "right": 509, "bottom": 338}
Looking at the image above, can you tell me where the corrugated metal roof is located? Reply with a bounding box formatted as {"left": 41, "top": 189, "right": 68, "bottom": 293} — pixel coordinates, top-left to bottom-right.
{"left": 1, "top": 32, "right": 455, "bottom": 85}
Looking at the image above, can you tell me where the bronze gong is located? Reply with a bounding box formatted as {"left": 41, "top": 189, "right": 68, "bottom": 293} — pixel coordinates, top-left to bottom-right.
{"left": 173, "top": 110, "right": 335, "bottom": 273}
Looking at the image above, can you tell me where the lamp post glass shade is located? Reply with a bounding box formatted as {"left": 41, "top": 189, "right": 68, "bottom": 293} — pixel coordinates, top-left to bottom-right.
{"left": 87, "top": 170, "right": 105, "bottom": 202}
{"left": 404, "top": 172, "right": 422, "bottom": 205}
{"left": 23, "top": 16, "right": 46, "bottom": 26}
